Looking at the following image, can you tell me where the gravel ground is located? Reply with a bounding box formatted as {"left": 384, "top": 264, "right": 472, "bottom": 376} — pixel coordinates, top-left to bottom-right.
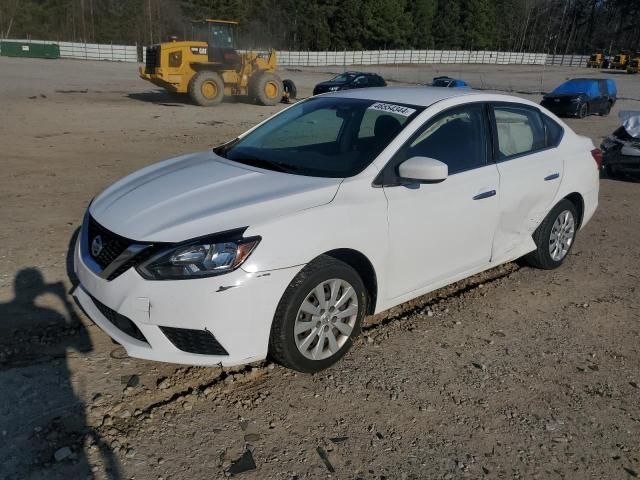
{"left": 0, "top": 57, "right": 639, "bottom": 480}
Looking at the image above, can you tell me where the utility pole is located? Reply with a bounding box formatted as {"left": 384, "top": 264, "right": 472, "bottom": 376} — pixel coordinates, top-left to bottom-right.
{"left": 148, "top": 0, "right": 153, "bottom": 45}
{"left": 80, "top": 0, "right": 87, "bottom": 43}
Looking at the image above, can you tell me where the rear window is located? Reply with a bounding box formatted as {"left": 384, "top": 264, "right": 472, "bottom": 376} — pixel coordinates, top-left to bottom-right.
{"left": 543, "top": 115, "right": 564, "bottom": 147}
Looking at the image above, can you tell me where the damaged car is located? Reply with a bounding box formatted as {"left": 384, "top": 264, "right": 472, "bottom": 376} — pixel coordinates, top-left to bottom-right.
{"left": 601, "top": 111, "right": 640, "bottom": 178}
{"left": 541, "top": 78, "right": 617, "bottom": 118}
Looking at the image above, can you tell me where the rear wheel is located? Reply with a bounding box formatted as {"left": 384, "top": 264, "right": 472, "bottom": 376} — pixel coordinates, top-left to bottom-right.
{"left": 269, "top": 255, "right": 367, "bottom": 373}
{"left": 524, "top": 199, "right": 578, "bottom": 270}
{"left": 189, "top": 71, "right": 224, "bottom": 106}
{"left": 250, "top": 72, "right": 283, "bottom": 106}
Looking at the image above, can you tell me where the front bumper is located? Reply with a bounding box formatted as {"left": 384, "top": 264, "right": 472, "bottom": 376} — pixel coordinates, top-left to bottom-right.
{"left": 540, "top": 100, "right": 582, "bottom": 117}
{"left": 73, "top": 237, "right": 303, "bottom": 367}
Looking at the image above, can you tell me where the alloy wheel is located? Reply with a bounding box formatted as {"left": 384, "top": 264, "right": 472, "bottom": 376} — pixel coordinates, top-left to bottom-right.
{"left": 294, "top": 279, "right": 358, "bottom": 361}
{"left": 549, "top": 210, "right": 575, "bottom": 261}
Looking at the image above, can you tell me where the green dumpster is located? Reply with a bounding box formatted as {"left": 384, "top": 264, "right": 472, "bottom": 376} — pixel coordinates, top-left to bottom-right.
{"left": 0, "top": 41, "right": 60, "bottom": 59}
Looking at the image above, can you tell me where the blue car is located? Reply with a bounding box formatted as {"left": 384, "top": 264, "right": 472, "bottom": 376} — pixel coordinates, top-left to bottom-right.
{"left": 430, "top": 76, "right": 470, "bottom": 88}
{"left": 541, "top": 78, "right": 617, "bottom": 118}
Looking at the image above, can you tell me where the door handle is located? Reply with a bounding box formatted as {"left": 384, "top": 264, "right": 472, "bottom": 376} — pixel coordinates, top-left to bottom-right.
{"left": 473, "top": 190, "right": 496, "bottom": 200}
{"left": 544, "top": 173, "right": 560, "bottom": 181}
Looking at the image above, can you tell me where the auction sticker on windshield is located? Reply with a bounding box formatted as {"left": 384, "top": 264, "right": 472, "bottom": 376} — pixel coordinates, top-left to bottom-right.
{"left": 368, "top": 103, "right": 416, "bottom": 117}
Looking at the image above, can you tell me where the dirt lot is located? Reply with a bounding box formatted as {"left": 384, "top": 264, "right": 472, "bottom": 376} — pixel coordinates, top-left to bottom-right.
{"left": 0, "top": 57, "right": 639, "bottom": 480}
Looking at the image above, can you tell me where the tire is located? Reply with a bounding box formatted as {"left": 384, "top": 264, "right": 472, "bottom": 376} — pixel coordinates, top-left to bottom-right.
{"left": 189, "top": 71, "right": 224, "bottom": 106}
{"left": 269, "top": 255, "right": 367, "bottom": 373}
{"left": 602, "top": 101, "right": 612, "bottom": 116}
{"left": 578, "top": 103, "right": 588, "bottom": 118}
{"left": 524, "top": 199, "right": 578, "bottom": 270}
{"left": 249, "top": 72, "right": 283, "bottom": 106}
{"left": 283, "top": 79, "right": 297, "bottom": 100}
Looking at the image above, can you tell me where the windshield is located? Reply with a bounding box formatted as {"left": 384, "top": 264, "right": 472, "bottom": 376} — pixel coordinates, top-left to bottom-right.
{"left": 552, "top": 80, "right": 599, "bottom": 96}
{"left": 217, "top": 97, "right": 422, "bottom": 178}
{"left": 433, "top": 78, "right": 453, "bottom": 87}
{"left": 331, "top": 73, "right": 357, "bottom": 83}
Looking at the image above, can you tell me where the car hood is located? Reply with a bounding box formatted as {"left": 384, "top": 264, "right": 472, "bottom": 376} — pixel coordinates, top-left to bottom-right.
{"left": 89, "top": 150, "right": 342, "bottom": 242}
{"left": 316, "top": 81, "right": 346, "bottom": 88}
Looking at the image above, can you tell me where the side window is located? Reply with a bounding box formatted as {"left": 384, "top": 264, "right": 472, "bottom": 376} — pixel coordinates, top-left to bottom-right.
{"left": 493, "top": 106, "right": 546, "bottom": 159}
{"left": 398, "top": 104, "right": 487, "bottom": 175}
{"left": 262, "top": 108, "right": 344, "bottom": 148}
{"left": 542, "top": 115, "right": 564, "bottom": 147}
{"left": 354, "top": 76, "right": 369, "bottom": 87}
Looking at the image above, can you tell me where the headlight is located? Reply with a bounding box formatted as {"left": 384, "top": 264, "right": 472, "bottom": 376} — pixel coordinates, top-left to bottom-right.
{"left": 329, "top": 86, "right": 340, "bottom": 91}
{"left": 137, "top": 235, "right": 260, "bottom": 280}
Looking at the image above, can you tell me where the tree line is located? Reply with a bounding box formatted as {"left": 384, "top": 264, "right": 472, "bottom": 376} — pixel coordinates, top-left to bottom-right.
{"left": 1, "top": 0, "right": 639, "bottom": 54}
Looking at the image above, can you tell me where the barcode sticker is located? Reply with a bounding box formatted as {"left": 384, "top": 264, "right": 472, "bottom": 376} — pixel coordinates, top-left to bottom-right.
{"left": 368, "top": 102, "right": 416, "bottom": 117}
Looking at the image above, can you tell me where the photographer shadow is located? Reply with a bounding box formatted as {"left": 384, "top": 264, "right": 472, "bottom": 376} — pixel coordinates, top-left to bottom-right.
{"left": 0, "top": 229, "right": 121, "bottom": 479}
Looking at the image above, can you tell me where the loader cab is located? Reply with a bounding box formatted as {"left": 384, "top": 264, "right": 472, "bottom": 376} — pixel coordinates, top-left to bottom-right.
{"left": 191, "top": 19, "right": 241, "bottom": 66}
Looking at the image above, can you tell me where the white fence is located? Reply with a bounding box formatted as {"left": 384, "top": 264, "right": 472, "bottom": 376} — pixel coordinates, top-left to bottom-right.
{"left": 2, "top": 38, "right": 138, "bottom": 62}
{"left": 3, "top": 39, "right": 589, "bottom": 68}
{"left": 243, "top": 50, "right": 587, "bottom": 67}
{"left": 276, "top": 50, "right": 550, "bottom": 66}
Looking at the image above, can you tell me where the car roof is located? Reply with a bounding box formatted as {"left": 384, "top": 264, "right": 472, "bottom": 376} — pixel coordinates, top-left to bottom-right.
{"left": 342, "top": 71, "right": 378, "bottom": 76}
{"left": 325, "top": 86, "right": 482, "bottom": 106}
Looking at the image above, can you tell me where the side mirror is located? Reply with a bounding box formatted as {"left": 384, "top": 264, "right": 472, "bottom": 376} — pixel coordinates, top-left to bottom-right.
{"left": 397, "top": 157, "right": 448, "bottom": 184}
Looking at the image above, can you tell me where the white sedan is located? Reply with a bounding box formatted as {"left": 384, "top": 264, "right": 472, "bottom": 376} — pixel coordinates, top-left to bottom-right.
{"left": 74, "top": 87, "right": 600, "bottom": 372}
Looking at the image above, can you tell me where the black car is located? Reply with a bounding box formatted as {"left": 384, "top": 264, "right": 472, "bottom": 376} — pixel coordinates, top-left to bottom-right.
{"left": 601, "top": 111, "right": 640, "bottom": 178}
{"left": 313, "top": 71, "right": 387, "bottom": 95}
{"left": 541, "top": 78, "right": 617, "bottom": 118}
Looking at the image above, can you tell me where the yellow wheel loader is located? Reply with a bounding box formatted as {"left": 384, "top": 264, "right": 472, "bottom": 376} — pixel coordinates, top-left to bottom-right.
{"left": 587, "top": 52, "right": 603, "bottom": 68}
{"left": 612, "top": 52, "right": 630, "bottom": 70}
{"left": 627, "top": 53, "right": 640, "bottom": 74}
{"left": 139, "top": 20, "right": 296, "bottom": 106}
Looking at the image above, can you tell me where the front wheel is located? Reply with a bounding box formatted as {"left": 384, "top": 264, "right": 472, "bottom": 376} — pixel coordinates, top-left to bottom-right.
{"left": 249, "top": 72, "right": 283, "bottom": 106}
{"left": 524, "top": 199, "right": 578, "bottom": 270}
{"left": 578, "top": 103, "right": 588, "bottom": 118}
{"left": 269, "top": 255, "right": 367, "bottom": 373}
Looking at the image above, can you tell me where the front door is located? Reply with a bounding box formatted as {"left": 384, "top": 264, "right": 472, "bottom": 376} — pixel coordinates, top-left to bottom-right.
{"left": 383, "top": 103, "right": 500, "bottom": 299}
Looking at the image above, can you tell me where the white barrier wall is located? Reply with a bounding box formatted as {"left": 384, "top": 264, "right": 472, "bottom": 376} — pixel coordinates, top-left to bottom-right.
{"left": 3, "top": 39, "right": 138, "bottom": 62}
{"left": 4, "top": 39, "right": 588, "bottom": 67}
{"left": 275, "top": 50, "right": 552, "bottom": 66}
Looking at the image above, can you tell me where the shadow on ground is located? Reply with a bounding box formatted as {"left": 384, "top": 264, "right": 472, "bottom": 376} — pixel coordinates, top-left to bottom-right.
{"left": 0, "top": 230, "right": 122, "bottom": 479}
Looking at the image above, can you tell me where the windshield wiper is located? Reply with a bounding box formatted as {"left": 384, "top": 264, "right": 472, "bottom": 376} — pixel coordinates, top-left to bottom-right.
{"left": 213, "top": 138, "right": 240, "bottom": 158}
{"left": 230, "top": 155, "right": 299, "bottom": 174}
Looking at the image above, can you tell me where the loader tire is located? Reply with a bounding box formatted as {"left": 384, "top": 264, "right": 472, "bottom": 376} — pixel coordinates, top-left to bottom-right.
{"left": 250, "top": 72, "right": 283, "bottom": 106}
{"left": 189, "top": 71, "right": 224, "bottom": 106}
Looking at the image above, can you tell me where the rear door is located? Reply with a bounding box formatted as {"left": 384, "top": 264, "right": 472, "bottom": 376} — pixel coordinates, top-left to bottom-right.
{"left": 490, "top": 103, "right": 564, "bottom": 260}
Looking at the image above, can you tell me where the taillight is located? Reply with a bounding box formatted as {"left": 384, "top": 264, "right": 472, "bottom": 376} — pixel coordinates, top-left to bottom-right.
{"left": 591, "top": 148, "right": 603, "bottom": 169}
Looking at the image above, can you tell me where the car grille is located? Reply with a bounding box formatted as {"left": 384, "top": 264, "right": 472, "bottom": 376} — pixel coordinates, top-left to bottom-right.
{"left": 87, "top": 216, "right": 132, "bottom": 270}
{"left": 90, "top": 296, "right": 148, "bottom": 343}
{"left": 145, "top": 45, "right": 160, "bottom": 73}
{"left": 159, "top": 326, "right": 229, "bottom": 356}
